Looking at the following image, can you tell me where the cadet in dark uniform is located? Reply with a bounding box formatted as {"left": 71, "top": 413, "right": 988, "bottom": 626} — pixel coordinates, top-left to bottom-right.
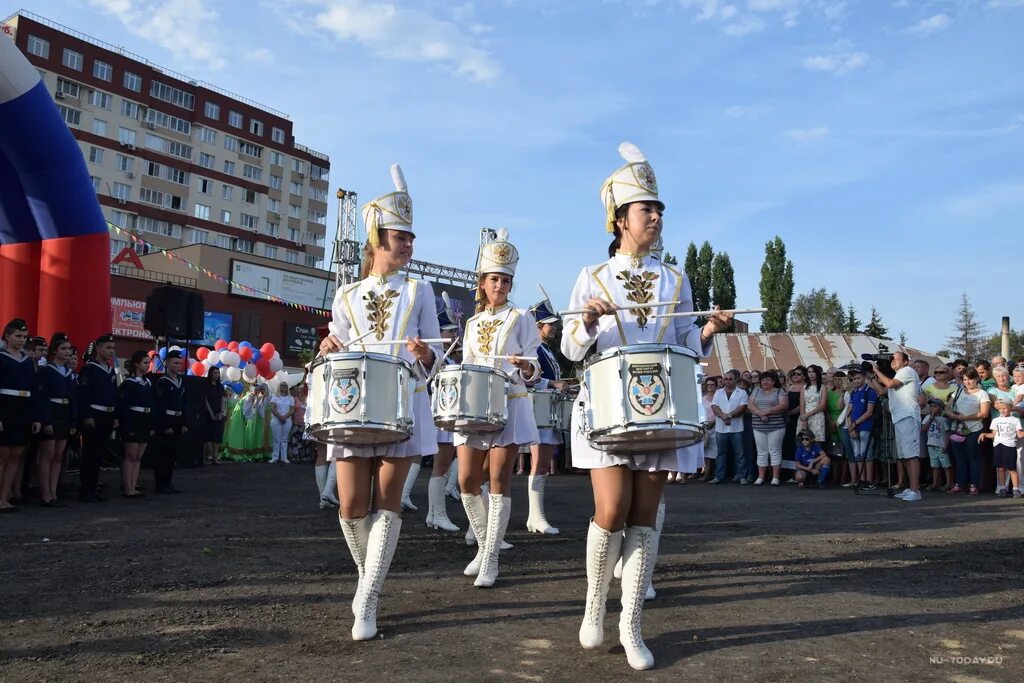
{"left": 153, "top": 349, "right": 187, "bottom": 494}
{"left": 118, "top": 350, "right": 154, "bottom": 498}
{"left": 77, "top": 334, "right": 119, "bottom": 503}
{"left": 36, "top": 333, "right": 78, "bottom": 507}
{"left": 0, "top": 319, "right": 41, "bottom": 512}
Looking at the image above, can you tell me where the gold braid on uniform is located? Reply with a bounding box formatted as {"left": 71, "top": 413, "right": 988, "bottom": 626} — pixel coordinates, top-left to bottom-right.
{"left": 476, "top": 319, "right": 503, "bottom": 356}
{"left": 364, "top": 289, "right": 400, "bottom": 340}
{"left": 616, "top": 270, "right": 659, "bottom": 330}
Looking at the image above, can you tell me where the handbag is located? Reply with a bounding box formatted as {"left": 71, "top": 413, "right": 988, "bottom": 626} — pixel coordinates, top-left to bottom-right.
{"left": 948, "top": 385, "right": 967, "bottom": 443}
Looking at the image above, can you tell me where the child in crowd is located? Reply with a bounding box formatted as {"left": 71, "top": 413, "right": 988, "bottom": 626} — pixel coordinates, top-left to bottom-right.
{"left": 979, "top": 399, "right": 1024, "bottom": 498}
{"left": 921, "top": 399, "right": 953, "bottom": 491}
{"left": 794, "top": 431, "right": 830, "bottom": 489}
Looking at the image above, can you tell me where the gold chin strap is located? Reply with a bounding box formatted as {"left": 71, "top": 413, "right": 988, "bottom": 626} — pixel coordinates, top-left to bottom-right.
{"left": 604, "top": 179, "right": 616, "bottom": 233}
{"left": 365, "top": 202, "right": 382, "bottom": 248}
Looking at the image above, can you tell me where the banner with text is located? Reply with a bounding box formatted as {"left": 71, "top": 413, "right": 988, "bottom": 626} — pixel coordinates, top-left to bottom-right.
{"left": 230, "top": 260, "right": 336, "bottom": 310}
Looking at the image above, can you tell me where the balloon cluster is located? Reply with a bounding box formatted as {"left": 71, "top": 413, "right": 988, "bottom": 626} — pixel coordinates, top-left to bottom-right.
{"left": 146, "top": 340, "right": 289, "bottom": 394}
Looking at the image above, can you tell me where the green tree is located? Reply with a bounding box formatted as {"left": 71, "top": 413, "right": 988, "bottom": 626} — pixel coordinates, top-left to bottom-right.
{"left": 788, "top": 288, "right": 845, "bottom": 333}
{"left": 863, "top": 307, "right": 890, "bottom": 340}
{"left": 683, "top": 242, "right": 698, "bottom": 284}
{"left": 758, "top": 236, "right": 794, "bottom": 332}
{"left": 662, "top": 251, "right": 679, "bottom": 265}
{"left": 898, "top": 330, "right": 908, "bottom": 347}
{"left": 693, "top": 241, "right": 714, "bottom": 315}
{"left": 844, "top": 304, "right": 861, "bottom": 334}
{"left": 711, "top": 252, "right": 736, "bottom": 331}
{"left": 982, "top": 329, "right": 1024, "bottom": 361}
{"left": 946, "top": 293, "right": 987, "bottom": 361}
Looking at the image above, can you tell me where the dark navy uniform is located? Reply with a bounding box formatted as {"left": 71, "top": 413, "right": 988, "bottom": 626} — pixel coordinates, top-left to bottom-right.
{"left": 0, "top": 349, "right": 40, "bottom": 447}
{"left": 78, "top": 359, "right": 119, "bottom": 499}
{"left": 153, "top": 372, "right": 186, "bottom": 492}
{"left": 118, "top": 377, "right": 154, "bottom": 443}
{"left": 37, "top": 363, "right": 77, "bottom": 441}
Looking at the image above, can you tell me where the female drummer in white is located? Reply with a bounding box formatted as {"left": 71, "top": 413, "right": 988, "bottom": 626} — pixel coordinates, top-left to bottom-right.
{"left": 424, "top": 308, "right": 461, "bottom": 532}
{"left": 457, "top": 229, "right": 541, "bottom": 588}
{"left": 563, "top": 142, "right": 731, "bottom": 671}
{"left": 318, "top": 164, "right": 442, "bottom": 641}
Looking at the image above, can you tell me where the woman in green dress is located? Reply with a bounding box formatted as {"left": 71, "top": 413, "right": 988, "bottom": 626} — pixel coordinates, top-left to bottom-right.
{"left": 243, "top": 384, "right": 272, "bottom": 461}
{"left": 222, "top": 387, "right": 247, "bottom": 461}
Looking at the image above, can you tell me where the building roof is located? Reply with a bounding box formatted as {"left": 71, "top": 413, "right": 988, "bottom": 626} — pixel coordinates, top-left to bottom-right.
{"left": 703, "top": 333, "right": 946, "bottom": 376}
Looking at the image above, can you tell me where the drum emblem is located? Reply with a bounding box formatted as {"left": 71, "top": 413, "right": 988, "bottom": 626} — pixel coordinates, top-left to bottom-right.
{"left": 330, "top": 378, "right": 361, "bottom": 414}
{"left": 627, "top": 362, "right": 666, "bottom": 416}
{"left": 437, "top": 377, "right": 460, "bottom": 413}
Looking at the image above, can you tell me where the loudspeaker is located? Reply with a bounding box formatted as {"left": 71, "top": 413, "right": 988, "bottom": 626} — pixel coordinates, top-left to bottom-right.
{"left": 145, "top": 285, "right": 203, "bottom": 340}
{"left": 187, "top": 291, "right": 205, "bottom": 340}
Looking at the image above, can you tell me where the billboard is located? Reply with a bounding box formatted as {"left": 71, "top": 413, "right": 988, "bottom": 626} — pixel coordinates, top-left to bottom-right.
{"left": 230, "top": 260, "right": 336, "bottom": 310}
{"left": 434, "top": 283, "right": 476, "bottom": 329}
{"left": 284, "top": 322, "right": 319, "bottom": 356}
{"left": 111, "top": 298, "right": 154, "bottom": 340}
{"left": 191, "top": 311, "right": 233, "bottom": 346}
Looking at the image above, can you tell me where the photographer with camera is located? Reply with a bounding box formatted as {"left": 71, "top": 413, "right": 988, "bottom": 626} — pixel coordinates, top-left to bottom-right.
{"left": 866, "top": 350, "right": 923, "bottom": 502}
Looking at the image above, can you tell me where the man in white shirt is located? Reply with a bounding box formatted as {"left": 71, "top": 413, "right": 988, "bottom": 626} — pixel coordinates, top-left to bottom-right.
{"left": 870, "top": 352, "right": 923, "bottom": 501}
{"left": 708, "top": 370, "right": 749, "bottom": 484}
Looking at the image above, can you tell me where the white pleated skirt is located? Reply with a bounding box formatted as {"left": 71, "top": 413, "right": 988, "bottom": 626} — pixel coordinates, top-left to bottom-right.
{"left": 455, "top": 395, "right": 539, "bottom": 450}
{"left": 436, "top": 428, "right": 454, "bottom": 445}
{"left": 536, "top": 428, "right": 561, "bottom": 446}
{"left": 328, "top": 388, "right": 438, "bottom": 460}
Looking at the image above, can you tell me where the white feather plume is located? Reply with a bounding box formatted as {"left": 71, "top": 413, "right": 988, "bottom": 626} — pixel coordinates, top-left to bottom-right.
{"left": 390, "top": 164, "right": 407, "bottom": 192}
{"left": 496, "top": 227, "right": 509, "bottom": 241}
{"left": 441, "top": 291, "right": 455, "bottom": 318}
{"left": 618, "top": 141, "right": 646, "bottom": 163}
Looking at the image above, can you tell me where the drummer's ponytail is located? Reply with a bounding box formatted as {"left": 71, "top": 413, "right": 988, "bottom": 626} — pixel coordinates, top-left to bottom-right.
{"left": 606, "top": 206, "right": 628, "bottom": 257}
{"left": 359, "top": 241, "right": 376, "bottom": 280}
{"left": 474, "top": 273, "right": 487, "bottom": 314}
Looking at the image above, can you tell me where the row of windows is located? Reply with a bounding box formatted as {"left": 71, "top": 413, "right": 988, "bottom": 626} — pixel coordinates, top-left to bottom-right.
{"left": 150, "top": 80, "right": 194, "bottom": 110}
{"left": 144, "top": 108, "right": 191, "bottom": 135}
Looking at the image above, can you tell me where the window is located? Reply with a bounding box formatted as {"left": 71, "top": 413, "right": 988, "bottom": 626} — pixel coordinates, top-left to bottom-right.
{"left": 269, "top": 151, "right": 284, "bottom": 166}
{"left": 56, "top": 78, "right": 80, "bottom": 98}
{"left": 223, "top": 160, "right": 236, "bottom": 175}
{"left": 228, "top": 110, "right": 243, "bottom": 128}
{"left": 56, "top": 104, "right": 81, "bottom": 126}
{"left": 194, "top": 204, "right": 211, "bottom": 220}
{"left": 285, "top": 250, "right": 298, "bottom": 264}
{"left": 219, "top": 209, "right": 230, "bottom": 223}
{"left": 123, "top": 71, "right": 142, "bottom": 92}
{"left": 87, "top": 90, "right": 111, "bottom": 109}
{"left": 288, "top": 204, "right": 301, "bottom": 219}
{"left": 26, "top": 35, "right": 50, "bottom": 59}
{"left": 237, "top": 312, "right": 261, "bottom": 340}
{"left": 93, "top": 60, "right": 113, "bottom": 81}
{"left": 243, "top": 164, "right": 262, "bottom": 181}
{"left": 307, "top": 209, "right": 327, "bottom": 225}
{"left": 110, "top": 211, "right": 133, "bottom": 230}
{"left": 239, "top": 141, "right": 263, "bottom": 158}
{"left": 308, "top": 186, "right": 327, "bottom": 202}
{"left": 119, "top": 127, "right": 137, "bottom": 146}
{"left": 199, "top": 152, "right": 215, "bottom": 169}
{"left": 146, "top": 161, "right": 163, "bottom": 178}
{"left": 240, "top": 213, "right": 259, "bottom": 230}
{"left": 271, "top": 127, "right": 285, "bottom": 144}
{"left": 62, "top": 49, "right": 83, "bottom": 71}
{"left": 165, "top": 140, "right": 193, "bottom": 161}
{"left": 121, "top": 100, "right": 141, "bottom": 119}
{"left": 264, "top": 245, "right": 278, "bottom": 260}
{"left": 184, "top": 228, "right": 209, "bottom": 245}
{"left": 138, "top": 217, "right": 181, "bottom": 238}
{"left": 267, "top": 197, "right": 280, "bottom": 212}
{"left": 289, "top": 180, "right": 303, "bottom": 195}
{"left": 243, "top": 189, "right": 259, "bottom": 205}
{"left": 144, "top": 108, "right": 191, "bottom": 135}
{"left": 91, "top": 118, "right": 108, "bottom": 136}
{"left": 168, "top": 167, "right": 189, "bottom": 185}
{"left": 288, "top": 226, "right": 300, "bottom": 241}
{"left": 204, "top": 101, "right": 220, "bottom": 119}
{"left": 89, "top": 146, "right": 104, "bottom": 164}
{"left": 269, "top": 174, "right": 282, "bottom": 190}
{"left": 112, "top": 182, "right": 131, "bottom": 201}
{"left": 214, "top": 233, "right": 232, "bottom": 249}
{"left": 250, "top": 119, "right": 264, "bottom": 136}
{"left": 110, "top": 238, "right": 128, "bottom": 257}
{"left": 236, "top": 238, "right": 255, "bottom": 254}
{"left": 150, "top": 81, "right": 195, "bottom": 110}
{"left": 266, "top": 222, "right": 279, "bottom": 237}
{"left": 139, "top": 187, "right": 184, "bottom": 211}
{"left": 90, "top": 176, "right": 101, "bottom": 192}
{"left": 311, "top": 164, "right": 329, "bottom": 181}
{"left": 305, "top": 254, "right": 317, "bottom": 267}
{"left": 224, "top": 135, "right": 238, "bottom": 152}
{"left": 116, "top": 154, "right": 133, "bottom": 173}
{"left": 221, "top": 184, "right": 234, "bottom": 201}
{"left": 291, "top": 159, "right": 306, "bottom": 174}
{"left": 145, "top": 133, "right": 164, "bottom": 151}
{"left": 197, "top": 178, "right": 212, "bottom": 194}
{"left": 199, "top": 127, "right": 216, "bottom": 144}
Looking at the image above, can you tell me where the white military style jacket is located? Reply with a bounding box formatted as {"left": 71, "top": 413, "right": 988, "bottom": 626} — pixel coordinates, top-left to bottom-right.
{"left": 461, "top": 303, "right": 542, "bottom": 393}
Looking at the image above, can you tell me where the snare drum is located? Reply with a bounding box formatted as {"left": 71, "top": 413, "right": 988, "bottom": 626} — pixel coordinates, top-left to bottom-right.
{"left": 582, "top": 343, "right": 703, "bottom": 453}
{"left": 306, "top": 352, "right": 414, "bottom": 445}
{"left": 431, "top": 364, "right": 510, "bottom": 433}
{"left": 528, "top": 388, "right": 558, "bottom": 430}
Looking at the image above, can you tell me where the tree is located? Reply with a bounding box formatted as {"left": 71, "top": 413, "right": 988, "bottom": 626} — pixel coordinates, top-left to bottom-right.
{"left": 844, "top": 304, "right": 861, "bottom": 334}
{"left": 711, "top": 252, "right": 737, "bottom": 331}
{"left": 758, "top": 236, "right": 794, "bottom": 332}
{"left": 863, "top": 307, "right": 889, "bottom": 340}
{"left": 898, "top": 330, "right": 908, "bottom": 347}
{"left": 982, "top": 329, "right": 1024, "bottom": 361}
{"left": 693, "top": 241, "right": 714, "bottom": 315}
{"left": 683, "top": 242, "right": 698, "bottom": 284}
{"left": 946, "top": 293, "right": 987, "bottom": 361}
{"left": 788, "top": 288, "right": 845, "bottom": 333}
{"left": 662, "top": 251, "right": 679, "bottom": 265}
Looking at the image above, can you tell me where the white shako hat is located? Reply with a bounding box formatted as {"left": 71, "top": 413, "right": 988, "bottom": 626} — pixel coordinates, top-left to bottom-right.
{"left": 600, "top": 141, "right": 662, "bottom": 233}
{"left": 477, "top": 228, "right": 519, "bottom": 277}
{"left": 361, "top": 164, "right": 413, "bottom": 248}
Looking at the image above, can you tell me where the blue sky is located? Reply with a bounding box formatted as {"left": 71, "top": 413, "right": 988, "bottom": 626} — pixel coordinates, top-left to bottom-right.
{"left": 23, "top": 0, "right": 1024, "bottom": 351}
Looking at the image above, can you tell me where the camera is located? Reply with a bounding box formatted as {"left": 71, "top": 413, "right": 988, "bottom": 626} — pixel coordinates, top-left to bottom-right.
{"left": 861, "top": 343, "right": 895, "bottom": 378}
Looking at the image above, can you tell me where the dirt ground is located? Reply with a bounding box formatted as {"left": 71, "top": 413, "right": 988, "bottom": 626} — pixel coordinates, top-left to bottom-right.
{"left": 1, "top": 462, "right": 1022, "bottom": 682}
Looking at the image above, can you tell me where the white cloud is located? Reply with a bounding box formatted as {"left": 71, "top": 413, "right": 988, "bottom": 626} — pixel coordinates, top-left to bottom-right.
{"left": 784, "top": 126, "right": 829, "bottom": 144}
{"left": 87, "top": 0, "right": 226, "bottom": 69}
{"left": 307, "top": 0, "right": 501, "bottom": 82}
{"left": 677, "top": 0, "right": 844, "bottom": 35}
{"left": 724, "top": 14, "right": 766, "bottom": 34}
{"left": 906, "top": 13, "right": 951, "bottom": 35}
{"left": 724, "top": 104, "right": 772, "bottom": 119}
{"left": 986, "top": 0, "right": 1024, "bottom": 7}
{"left": 245, "top": 48, "right": 274, "bottom": 63}
{"left": 802, "top": 51, "right": 868, "bottom": 75}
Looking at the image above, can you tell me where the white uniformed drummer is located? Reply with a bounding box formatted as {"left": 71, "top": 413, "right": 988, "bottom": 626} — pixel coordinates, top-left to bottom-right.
{"left": 456, "top": 229, "right": 541, "bottom": 588}
{"left": 562, "top": 142, "right": 731, "bottom": 671}
{"left": 424, "top": 306, "right": 462, "bottom": 533}
{"left": 318, "top": 164, "right": 442, "bottom": 642}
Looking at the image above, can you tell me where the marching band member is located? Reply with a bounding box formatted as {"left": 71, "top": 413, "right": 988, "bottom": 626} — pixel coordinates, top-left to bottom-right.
{"left": 77, "top": 334, "right": 119, "bottom": 503}
{"left": 525, "top": 300, "right": 565, "bottom": 534}
{"left": 425, "top": 308, "right": 461, "bottom": 532}
{"left": 36, "top": 333, "right": 78, "bottom": 506}
{"left": 457, "top": 229, "right": 541, "bottom": 588}
{"left": 0, "top": 319, "right": 41, "bottom": 512}
{"left": 318, "top": 164, "right": 442, "bottom": 640}
{"left": 153, "top": 350, "right": 187, "bottom": 494}
{"left": 564, "top": 142, "right": 731, "bottom": 670}
{"left": 118, "top": 350, "right": 154, "bottom": 498}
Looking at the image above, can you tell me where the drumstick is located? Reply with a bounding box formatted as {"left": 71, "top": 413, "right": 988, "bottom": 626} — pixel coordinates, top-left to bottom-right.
{"left": 478, "top": 355, "right": 539, "bottom": 361}
{"left": 426, "top": 338, "right": 462, "bottom": 383}
{"left": 557, "top": 300, "right": 680, "bottom": 316}
{"left": 359, "top": 338, "right": 448, "bottom": 346}
{"left": 315, "top": 329, "right": 374, "bottom": 359}
{"left": 650, "top": 307, "right": 768, "bottom": 319}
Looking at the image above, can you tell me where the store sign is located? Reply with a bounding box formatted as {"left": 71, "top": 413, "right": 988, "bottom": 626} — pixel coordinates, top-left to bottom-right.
{"left": 230, "top": 259, "right": 335, "bottom": 310}
{"left": 284, "top": 322, "right": 319, "bottom": 355}
{"left": 111, "top": 297, "right": 154, "bottom": 340}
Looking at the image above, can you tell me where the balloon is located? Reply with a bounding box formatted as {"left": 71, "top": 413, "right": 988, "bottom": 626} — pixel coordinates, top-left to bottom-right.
{"left": 206, "top": 350, "right": 221, "bottom": 365}
{"left": 238, "top": 346, "right": 253, "bottom": 362}
{"left": 231, "top": 382, "right": 244, "bottom": 394}
{"left": 158, "top": 347, "right": 168, "bottom": 359}
{"left": 260, "top": 342, "right": 275, "bottom": 356}
{"left": 256, "top": 358, "right": 270, "bottom": 374}
{"left": 196, "top": 347, "right": 210, "bottom": 361}
{"left": 214, "top": 339, "right": 228, "bottom": 351}
{"left": 191, "top": 362, "right": 206, "bottom": 376}
{"left": 251, "top": 349, "right": 261, "bottom": 362}
{"left": 269, "top": 356, "right": 283, "bottom": 372}
{"left": 147, "top": 349, "right": 157, "bottom": 357}
{"left": 271, "top": 350, "right": 281, "bottom": 360}
{"left": 243, "top": 364, "right": 258, "bottom": 380}
{"left": 169, "top": 345, "right": 181, "bottom": 352}
{"left": 221, "top": 351, "right": 240, "bottom": 367}
{"left": 228, "top": 341, "right": 239, "bottom": 351}
{"left": 225, "top": 366, "right": 242, "bottom": 382}
{"left": 239, "top": 341, "right": 252, "bottom": 349}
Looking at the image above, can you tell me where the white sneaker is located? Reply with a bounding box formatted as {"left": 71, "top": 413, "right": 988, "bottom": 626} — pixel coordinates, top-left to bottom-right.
{"left": 753, "top": 478, "right": 764, "bottom": 486}
{"left": 902, "top": 490, "right": 922, "bottom": 502}
{"left": 894, "top": 488, "right": 911, "bottom": 499}
{"left": 770, "top": 478, "right": 780, "bottom": 486}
